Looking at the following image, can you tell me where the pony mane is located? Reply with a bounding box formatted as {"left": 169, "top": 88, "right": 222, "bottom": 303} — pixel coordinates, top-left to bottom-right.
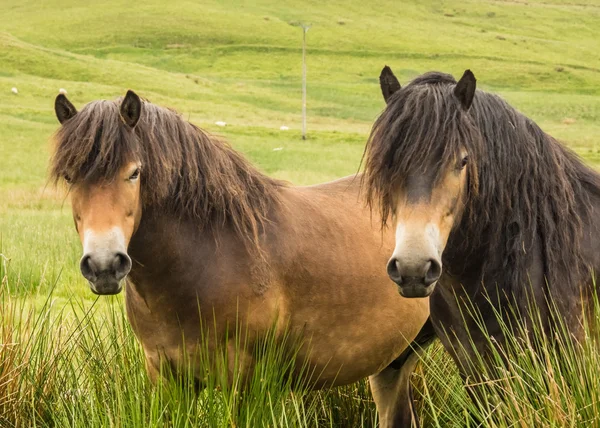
{"left": 51, "top": 97, "right": 284, "bottom": 251}
{"left": 364, "top": 71, "right": 600, "bottom": 296}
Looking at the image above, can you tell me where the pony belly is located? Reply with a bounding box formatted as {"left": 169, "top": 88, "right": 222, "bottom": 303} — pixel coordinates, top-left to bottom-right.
{"left": 137, "top": 337, "right": 256, "bottom": 388}
{"left": 288, "top": 305, "right": 428, "bottom": 388}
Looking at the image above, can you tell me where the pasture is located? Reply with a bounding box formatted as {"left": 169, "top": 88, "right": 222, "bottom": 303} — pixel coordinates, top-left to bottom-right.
{"left": 1, "top": 0, "right": 599, "bottom": 426}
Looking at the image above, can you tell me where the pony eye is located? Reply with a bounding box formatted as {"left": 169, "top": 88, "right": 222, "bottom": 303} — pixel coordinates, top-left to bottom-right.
{"left": 64, "top": 174, "right": 72, "bottom": 184}
{"left": 128, "top": 168, "right": 140, "bottom": 181}
{"left": 459, "top": 156, "right": 469, "bottom": 170}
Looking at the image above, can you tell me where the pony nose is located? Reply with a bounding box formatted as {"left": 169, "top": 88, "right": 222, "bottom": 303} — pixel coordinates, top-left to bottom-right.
{"left": 386, "top": 257, "right": 442, "bottom": 286}
{"left": 80, "top": 254, "right": 97, "bottom": 282}
{"left": 387, "top": 258, "right": 403, "bottom": 284}
{"left": 80, "top": 252, "right": 132, "bottom": 283}
{"left": 423, "top": 259, "right": 442, "bottom": 286}
{"left": 112, "top": 252, "right": 133, "bottom": 281}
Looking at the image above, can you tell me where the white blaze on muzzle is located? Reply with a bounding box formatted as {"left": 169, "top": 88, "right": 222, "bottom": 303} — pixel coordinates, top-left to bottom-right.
{"left": 80, "top": 226, "right": 131, "bottom": 294}
{"left": 392, "top": 222, "right": 442, "bottom": 272}
{"left": 82, "top": 227, "right": 127, "bottom": 267}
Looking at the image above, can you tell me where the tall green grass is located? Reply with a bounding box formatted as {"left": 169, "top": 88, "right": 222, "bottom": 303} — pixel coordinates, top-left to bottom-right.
{"left": 3, "top": 252, "right": 600, "bottom": 427}
{"left": 0, "top": 264, "right": 376, "bottom": 427}
{"left": 414, "top": 291, "right": 600, "bottom": 427}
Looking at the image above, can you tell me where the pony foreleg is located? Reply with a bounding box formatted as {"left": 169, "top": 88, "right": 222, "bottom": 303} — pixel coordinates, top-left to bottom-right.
{"left": 369, "top": 318, "right": 436, "bottom": 428}
{"left": 142, "top": 348, "right": 162, "bottom": 385}
{"left": 369, "top": 351, "right": 420, "bottom": 428}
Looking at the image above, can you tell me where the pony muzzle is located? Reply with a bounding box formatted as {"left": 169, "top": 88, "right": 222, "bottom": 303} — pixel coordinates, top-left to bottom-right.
{"left": 80, "top": 251, "right": 131, "bottom": 295}
{"left": 388, "top": 222, "right": 443, "bottom": 297}
{"left": 80, "top": 228, "right": 131, "bottom": 295}
{"left": 386, "top": 256, "right": 441, "bottom": 298}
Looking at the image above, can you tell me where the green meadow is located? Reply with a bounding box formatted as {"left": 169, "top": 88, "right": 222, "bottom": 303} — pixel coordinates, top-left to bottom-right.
{"left": 1, "top": 0, "right": 600, "bottom": 426}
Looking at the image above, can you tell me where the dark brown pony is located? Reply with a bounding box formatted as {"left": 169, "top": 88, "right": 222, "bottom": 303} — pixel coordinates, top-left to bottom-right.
{"left": 52, "top": 91, "right": 429, "bottom": 427}
{"left": 363, "top": 67, "right": 600, "bottom": 382}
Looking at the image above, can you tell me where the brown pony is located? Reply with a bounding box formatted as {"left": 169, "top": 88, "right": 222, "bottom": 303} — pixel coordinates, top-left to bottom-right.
{"left": 364, "top": 67, "right": 600, "bottom": 384}
{"left": 52, "top": 91, "right": 429, "bottom": 427}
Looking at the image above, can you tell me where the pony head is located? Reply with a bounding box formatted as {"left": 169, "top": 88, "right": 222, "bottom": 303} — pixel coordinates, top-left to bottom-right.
{"left": 365, "top": 67, "right": 479, "bottom": 297}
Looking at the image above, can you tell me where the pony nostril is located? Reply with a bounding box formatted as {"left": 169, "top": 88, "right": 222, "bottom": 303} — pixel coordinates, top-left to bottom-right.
{"left": 80, "top": 254, "right": 98, "bottom": 282}
{"left": 424, "top": 259, "right": 442, "bottom": 286}
{"left": 387, "top": 258, "right": 403, "bottom": 284}
{"left": 113, "top": 252, "right": 132, "bottom": 281}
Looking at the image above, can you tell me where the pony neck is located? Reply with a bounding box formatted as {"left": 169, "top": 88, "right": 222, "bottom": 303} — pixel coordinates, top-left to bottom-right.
{"left": 140, "top": 120, "right": 283, "bottom": 255}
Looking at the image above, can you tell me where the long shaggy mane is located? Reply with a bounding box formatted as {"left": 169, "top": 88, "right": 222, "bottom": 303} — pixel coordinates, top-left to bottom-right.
{"left": 51, "top": 97, "right": 283, "bottom": 251}
{"left": 363, "top": 71, "right": 600, "bottom": 296}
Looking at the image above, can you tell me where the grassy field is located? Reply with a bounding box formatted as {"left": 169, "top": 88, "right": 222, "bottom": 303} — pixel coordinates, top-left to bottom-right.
{"left": 1, "top": 0, "right": 599, "bottom": 426}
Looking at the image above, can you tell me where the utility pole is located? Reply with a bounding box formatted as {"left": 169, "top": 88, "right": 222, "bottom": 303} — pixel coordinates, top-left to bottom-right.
{"left": 301, "top": 24, "right": 311, "bottom": 140}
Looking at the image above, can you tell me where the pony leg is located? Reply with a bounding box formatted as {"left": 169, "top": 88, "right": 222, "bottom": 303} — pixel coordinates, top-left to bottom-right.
{"left": 370, "top": 319, "right": 436, "bottom": 428}
{"left": 143, "top": 349, "right": 162, "bottom": 384}
{"left": 369, "top": 353, "right": 419, "bottom": 428}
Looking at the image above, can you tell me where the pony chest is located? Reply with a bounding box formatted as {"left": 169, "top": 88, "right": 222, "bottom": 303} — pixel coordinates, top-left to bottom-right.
{"left": 124, "top": 281, "right": 202, "bottom": 348}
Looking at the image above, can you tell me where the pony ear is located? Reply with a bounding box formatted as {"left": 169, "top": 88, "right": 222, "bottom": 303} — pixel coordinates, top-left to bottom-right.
{"left": 454, "top": 69, "right": 477, "bottom": 110}
{"left": 55, "top": 94, "right": 77, "bottom": 124}
{"left": 380, "top": 65, "right": 401, "bottom": 104}
{"left": 120, "top": 90, "right": 142, "bottom": 128}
